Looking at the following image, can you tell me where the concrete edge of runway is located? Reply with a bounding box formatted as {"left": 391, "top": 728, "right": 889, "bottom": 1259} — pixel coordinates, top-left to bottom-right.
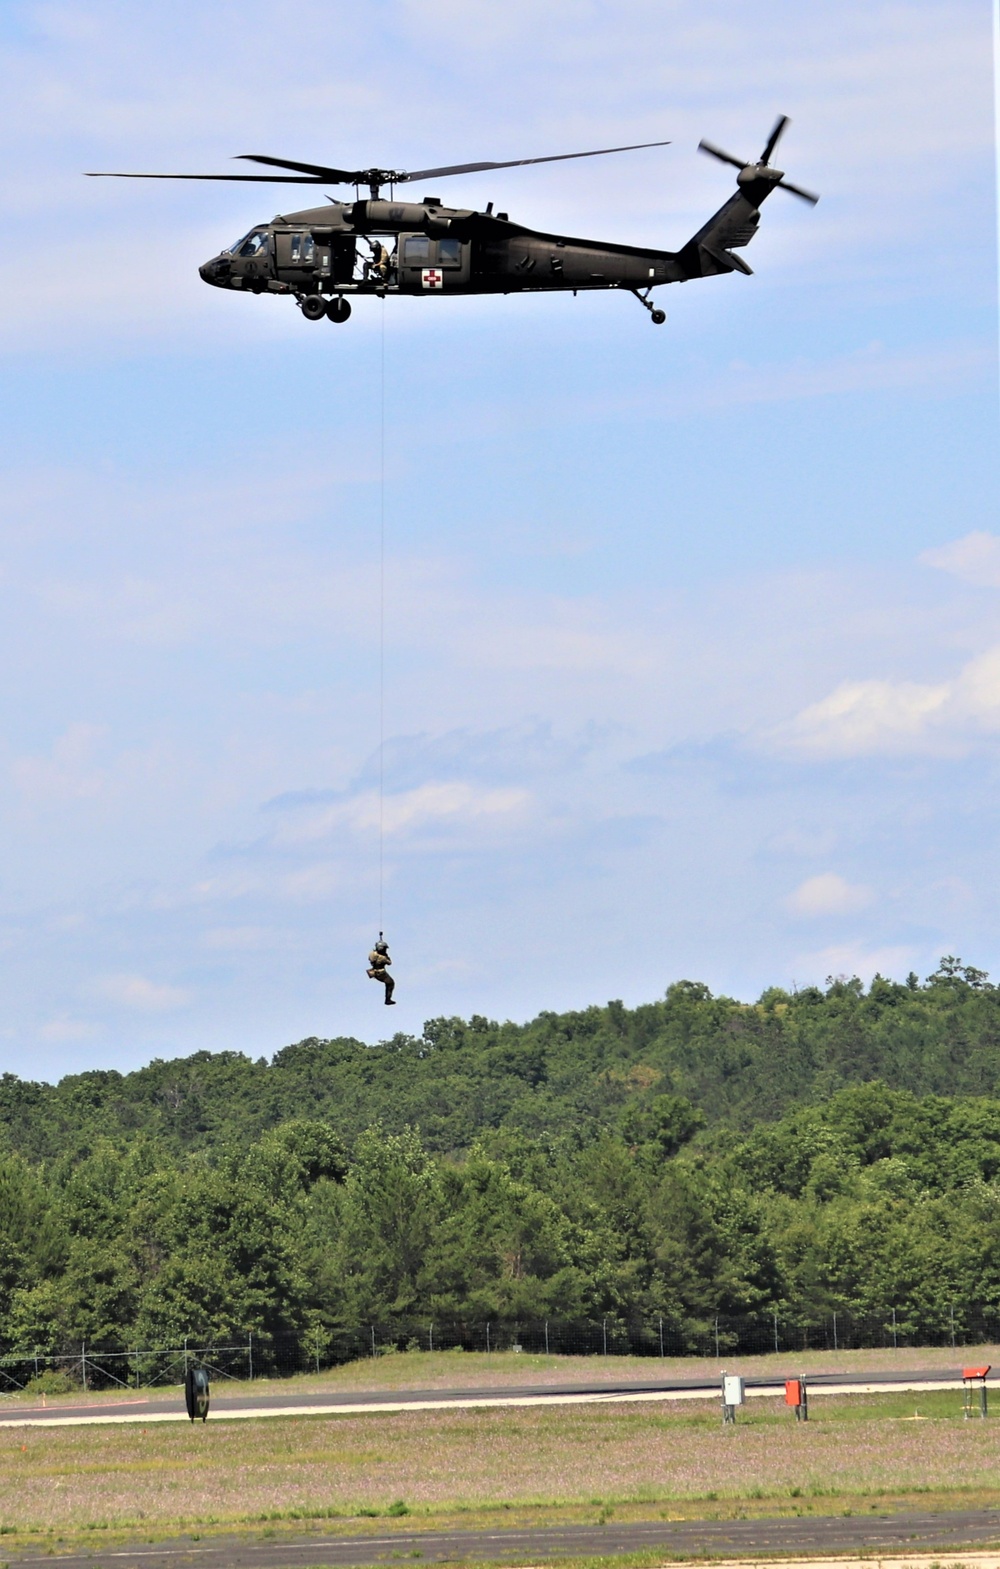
{"left": 0, "top": 1378, "right": 971, "bottom": 1429}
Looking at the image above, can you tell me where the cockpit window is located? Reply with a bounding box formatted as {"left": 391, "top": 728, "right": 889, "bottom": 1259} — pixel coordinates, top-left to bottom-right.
{"left": 238, "top": 231, "right": 269, "bottom": 257}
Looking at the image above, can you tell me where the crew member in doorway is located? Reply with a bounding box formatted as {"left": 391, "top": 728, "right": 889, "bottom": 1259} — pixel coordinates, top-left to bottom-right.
{"left": 367, "top": 938, "right": 395, "bottom": 1004}
{"left": 367, "top": 240, "right": 391, "bottom": 287}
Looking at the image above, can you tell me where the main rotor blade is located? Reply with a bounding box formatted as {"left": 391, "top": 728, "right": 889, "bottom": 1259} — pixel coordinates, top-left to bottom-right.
{"left": 91, "top": 139, "right": 673, "bottom": 190}
{"left": 760, "top": 115, "right": 789, "bottom": 165}
{"left": 401, "top": 139, "right": 672, "bottom": 183}
{"left": 778, "top": 177, "right": 820, "bottom": 205}
{"left": 237, "top": 154, "right": 360, "bottom": 181}
{"left": 86, "top": 171, "right": 327, "bottom": 183}
{"left": 697, "top": 140, "right": 748, "bottom": 171}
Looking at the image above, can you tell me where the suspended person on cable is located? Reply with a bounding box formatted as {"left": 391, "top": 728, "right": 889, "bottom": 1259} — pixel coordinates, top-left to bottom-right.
{"left": 367, "top": 937, "right": 396, "bottom": 1004}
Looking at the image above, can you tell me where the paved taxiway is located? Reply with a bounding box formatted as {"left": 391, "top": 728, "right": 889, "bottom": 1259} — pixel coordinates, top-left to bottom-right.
{"left": 4, "top": 1506, "right": 1000, "bottom": 1567}
{"left": 0, "top": 1365, "right": 992, "bottom": 1428}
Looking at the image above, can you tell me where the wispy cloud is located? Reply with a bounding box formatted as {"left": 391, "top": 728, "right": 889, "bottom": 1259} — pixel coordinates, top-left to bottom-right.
{"left": 921, "top": 530, "right": 1000, "bottom": 588}
{"left": 787, "top": 872, "right": 873, "bottom": 917}
{"left": 269, "top": 781, "right": 532, "bottom": 845}
{"left": 92, "top": 974, "right": 192, "bottom": 1011}
{"left": 795, "top": 942, "right": 914, "bottom": 986}
{"left": 766, "top": 645, "right": 1000, "bottom": 758}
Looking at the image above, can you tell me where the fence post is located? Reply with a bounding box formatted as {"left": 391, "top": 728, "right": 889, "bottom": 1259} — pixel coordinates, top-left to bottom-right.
{"left": 371, "top": 1325, "right": 376, "bottom": 1359}
{"left": 81, "top": 1340, "right": 87, "bottom": 1392}
{"left": 950, "top": 1304, "right": 956, "bottom": 1348}
{"left": 429, "top": 1322, "right": 434, "bottom": 1353}
{"left": 773, "top": 1312, "right": 779, "bottom": 1353}
{"left": 833, "top": 1312, "right": 838, "bottom": 1352}
{"left": 659, "top": 1317, "right": 664, "bottom": 1358}
{"left": 184, "top": 1336, "right": 188, "bottom": 1377}
{"left": 544, "top": 1320, "right": 549, "bottom": 1355}
{"left": 248, "top": 1331, "right": 254, "bottom": 1381}
{"left": 486, "top": 1321, "right": 491, "bottom": 1354}
{"left": 891, "top": 1307, "right": 897, "bottom": 1350}
{"left": 714, "top": 1317, "right": 720, "bottom": 1359}
{"left": 602, "top": 1318, "right": 607, "bottom": 1356}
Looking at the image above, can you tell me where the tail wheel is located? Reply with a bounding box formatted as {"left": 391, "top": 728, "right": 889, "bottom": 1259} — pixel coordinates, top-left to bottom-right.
{"left": 300, "top": 295, "right": 327, "bottom": 321}
{"left": 327, "top": 297, "right": 352, "bottom": 323}
{"left": 650, "top": 308, "right": 666, "bottom": 325}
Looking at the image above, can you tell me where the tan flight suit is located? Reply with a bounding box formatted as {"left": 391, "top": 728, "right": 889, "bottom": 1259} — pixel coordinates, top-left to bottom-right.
{"left": 367, "top": 948, "right": 395, "bottom": 1003}
{"left": 369, "top": 242, "right": 390, "bottom": 286}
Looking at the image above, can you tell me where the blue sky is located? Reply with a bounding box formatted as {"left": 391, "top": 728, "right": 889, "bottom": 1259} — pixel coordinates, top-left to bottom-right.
{"left": 1, "top": 0, "right": 998, "bottom": 1079}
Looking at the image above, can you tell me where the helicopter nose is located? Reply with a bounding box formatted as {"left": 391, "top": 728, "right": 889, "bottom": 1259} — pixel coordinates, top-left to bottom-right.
{"left": 199, "top": 255, "right": 231, "bottom": 287}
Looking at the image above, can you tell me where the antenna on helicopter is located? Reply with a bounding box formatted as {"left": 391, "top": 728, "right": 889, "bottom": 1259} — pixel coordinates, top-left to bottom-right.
{"left": 697, "top": 115, "right": 819, "bottom": 205}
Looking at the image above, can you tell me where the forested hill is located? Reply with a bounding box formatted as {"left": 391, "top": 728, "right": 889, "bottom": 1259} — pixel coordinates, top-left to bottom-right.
{"left": 4, "top": 957, "right": 1000, "bottom": 1162}
{"left": 4, "top": 958, "right": 1000, "bottom": 1353}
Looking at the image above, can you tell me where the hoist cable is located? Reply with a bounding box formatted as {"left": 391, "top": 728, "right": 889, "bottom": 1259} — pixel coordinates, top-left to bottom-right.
{"left": 994, "top": 0, "right": 1000, "bottom": 427}
{"left": 378, "top": 300, "right": 386, "bottom": 938}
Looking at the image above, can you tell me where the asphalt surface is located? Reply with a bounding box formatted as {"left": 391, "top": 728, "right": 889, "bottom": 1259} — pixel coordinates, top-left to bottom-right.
{"left": 6, "top": 1508, "right": 1000, "bottom": 1567}
{"left": 0, "top": 1366, "right": 992, "bottom": 1427}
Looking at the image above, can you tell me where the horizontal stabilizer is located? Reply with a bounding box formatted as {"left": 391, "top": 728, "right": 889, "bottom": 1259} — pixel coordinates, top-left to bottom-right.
{"left": 701, "top": 242, "right": 753, "bottom": 276}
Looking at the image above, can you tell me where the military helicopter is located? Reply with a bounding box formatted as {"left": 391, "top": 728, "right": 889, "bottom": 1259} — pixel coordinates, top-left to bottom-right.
{"left": 88, "top": 116, "right": 817, "bottom": 326}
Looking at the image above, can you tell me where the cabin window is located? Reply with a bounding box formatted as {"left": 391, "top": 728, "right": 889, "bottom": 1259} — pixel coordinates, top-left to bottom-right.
{"left": 403, "top": 235, "right": 430, "bottom": 263}
{"left": 290, "top": 234, "right": 315, "bottom": 264}
{"left": 438, "top": 238, "right": 463, "bottom": 266}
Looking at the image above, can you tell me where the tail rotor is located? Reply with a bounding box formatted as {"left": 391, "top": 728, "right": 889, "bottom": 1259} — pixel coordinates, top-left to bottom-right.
{"left": 698, "top": 114, "right": 819, "bottom": 205}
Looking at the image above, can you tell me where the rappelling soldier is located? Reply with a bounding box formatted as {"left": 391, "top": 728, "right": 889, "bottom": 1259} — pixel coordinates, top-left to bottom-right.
{"left": 367, "top": 938, "right": 395, "bottom": 1004}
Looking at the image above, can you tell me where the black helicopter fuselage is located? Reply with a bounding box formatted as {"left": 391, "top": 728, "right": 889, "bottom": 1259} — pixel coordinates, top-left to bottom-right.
{"left": 197, "top": 167, "right": 793, "bottom": 321}
{"left": 92, "top": 119, "right": 816, "bottom": 325}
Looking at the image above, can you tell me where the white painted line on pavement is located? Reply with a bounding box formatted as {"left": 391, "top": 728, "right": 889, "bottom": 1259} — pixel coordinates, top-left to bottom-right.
{"left": 0, "top": 1378, "right": 971, "bottom": 1427}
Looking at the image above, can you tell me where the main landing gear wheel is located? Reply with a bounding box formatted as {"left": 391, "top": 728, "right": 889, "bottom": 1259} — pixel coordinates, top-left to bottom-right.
{"left": 327, "top": 297, "right": 352, "bottom": 323}
{"left": 300, "top": 295, "right": 327, "bottom": 321}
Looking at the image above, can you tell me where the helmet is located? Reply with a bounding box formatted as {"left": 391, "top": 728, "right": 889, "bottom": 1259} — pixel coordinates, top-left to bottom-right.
{"left": 375, "top": 940, "right": 388, "bottom": 954}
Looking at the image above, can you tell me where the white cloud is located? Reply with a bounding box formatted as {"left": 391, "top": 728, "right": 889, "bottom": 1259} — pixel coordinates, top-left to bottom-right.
{"left": 797, "top": 943, "right": 914, "bottom": 985}
{"left": 921, "top": 531, "right": 1000, "bottom": 588}
{"left": 768, "top": 645, "right": 1000, "bottom": 758}
{"left": 38, "top": 1015, "right": 99, "bottom": 1043}
{"left": 787, "top": 872, "right": 873, "bottom": 917}
{"left": 772, "top": 676, "right": 952, "bottom": 756}
{"left": 272, "top": 782, "right": 531, "bottom": 846}
{"left": 12, "top": 723, "right": 110, "bottom": 803}
{"left": 93, "top": 974, "right": 192, "bottom": 1011}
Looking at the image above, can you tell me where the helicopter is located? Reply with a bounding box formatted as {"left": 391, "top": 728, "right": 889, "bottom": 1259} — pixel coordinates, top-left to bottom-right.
{"left": 88, "top": 116, "right": 817, "bottom": 326}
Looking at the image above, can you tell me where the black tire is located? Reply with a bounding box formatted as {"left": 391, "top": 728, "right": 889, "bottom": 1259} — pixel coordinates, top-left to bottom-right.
{"left": 650, "top": 308, "right": 666, "bottom": 325}
{"left": 327, "top": 297, "right": 352, "bottom": 323}
{"left": 301, "top": 295, "right": 327, "bottom": 321}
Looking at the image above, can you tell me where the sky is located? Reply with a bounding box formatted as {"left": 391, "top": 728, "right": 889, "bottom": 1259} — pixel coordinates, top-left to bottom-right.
{"left": 1, "top": 0, "right": 999, "bottom": 1080}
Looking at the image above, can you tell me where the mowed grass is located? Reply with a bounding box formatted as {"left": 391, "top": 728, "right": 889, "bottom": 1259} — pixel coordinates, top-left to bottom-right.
{"left": 0, "top": 1389, "right": 999, "bottom": 1552}
{"left": 5, "top": 1342, "right": 997, "bottom": 1405}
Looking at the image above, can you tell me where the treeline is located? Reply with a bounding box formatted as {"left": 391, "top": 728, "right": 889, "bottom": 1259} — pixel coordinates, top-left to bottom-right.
{"left": 2, "top": 958, "right": 1000, "bottom": 1355}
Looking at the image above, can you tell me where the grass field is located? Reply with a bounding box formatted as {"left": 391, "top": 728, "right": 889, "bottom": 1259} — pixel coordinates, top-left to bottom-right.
{"left": 0, "top": 1387, "right": 998, "bottom": 1555}
{"left": 3, "top": 1342, "right": 997, "bottom": 1406}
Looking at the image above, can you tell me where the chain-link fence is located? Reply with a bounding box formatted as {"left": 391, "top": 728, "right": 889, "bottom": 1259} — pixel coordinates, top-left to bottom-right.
{"left": 2, "top": 1305, "right": 999, "bottom": 1392}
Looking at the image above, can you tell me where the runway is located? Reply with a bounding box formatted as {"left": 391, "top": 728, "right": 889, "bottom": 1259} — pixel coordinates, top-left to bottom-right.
{"left": 5, "top": 1506, "right": 1000, "bottom": 1567}
{"left": 0, "top": 1365, "right": 991, "bottom": 1428}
